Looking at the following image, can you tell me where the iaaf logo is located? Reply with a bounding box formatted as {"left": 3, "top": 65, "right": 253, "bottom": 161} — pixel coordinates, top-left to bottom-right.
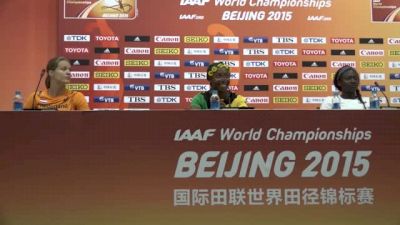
{"left": 388, "top": 38, "right": 400, "bottom": 45}
{"left": 216, "top": 60, "right": 240, "bottom": 67}
{"left": 330, "top": 38, "right": 355, "bottom": 44}
{"left": 331, "top": 61, "right": 356, "bottom": 68}
{"left": 124, "top": 72, "right": 150, "bottom": 79}
{"left": 65, "top": 48, "right": 89, "bottom": 54}
{"left": 389, "top": 61, "right": 400, "bottom": 68}
{"left": 272, "top": 37, "right": 297, "bottom": 44}
{"left": 246, "top": 97, "right": 269, "bottom": 104}
{"left": 359, "top": 49, "right": 385, "bottom": 56}
{"left": 244, "top": 73, "right": 268, "bottom": 79}
{"left": 302, "top": 49, "right": 326, "bottom": 55}
{"left": 184, "top": 84, "right": 210, "bottom": 91}
{"left": 272, "top": 49, "right": 298, "bottom": 56}
{"left": 64, "top": 35, "right": 90, "bottom": 42}
{"left": 213, "top": 36, "right": 239, "bottom": 43}
{"left": 154, "top": 36, "right": 180, "bottom": 43}
{"left": 154, "top": 60, "right": 180, "bottom": 67}
{"left": 303, "top": 97, "right": 325, "bottom": 104}
{"left": 184, "top": 48, "right": 210, "bottom": 55}
{"left": 94, "top": 97, "right": 119, "bottom": 103}
{"left": 301, "top": 37, "right": 326, "bottom": 44}
{"left": 184, "top": 72, "right": 207, "bottom": 79}
{"left": 360, "top": 73, "right": 385, "bottom": 80}
{"left": 154, "top": 96, "right": 180, "bottom": 104}
{"left": 179, "top": 14, "right": 205, "bottom": 20}
{"left": 154, "top": 84, "right": 180, "bottom": 91}
{"left": 124, "top": 47, "right": 150, "bottom": 55}
{"left": 180, "top": 0, "right": 210, "bottom": 5}
{"left": 93, "top": 84, "right": 120, "bottom": 91}
{"left": 243, "top": 48, "right": 268, "bottom": 55}
{"left": 95, "top": 36, "right": 119, "bottom": 42}
{"left": 123, "top": 96, "right": 150, "bottom": 104}
{"left": 302, "top": 73, "right": 327, "bottom": 80}
{"left": 273, "top": 61, "right": 297, "bottom": 67}
{"left": 243, "top": 61, "right": 269, "bottom": 68}
{"left": 94, "top": 59, "right": 120, "bottom": 67}
{"left": 273, "top": 85, "right": 299, "bottom": 92}
{"left": 70, "top": 71, "right": 90, "bottom": 79}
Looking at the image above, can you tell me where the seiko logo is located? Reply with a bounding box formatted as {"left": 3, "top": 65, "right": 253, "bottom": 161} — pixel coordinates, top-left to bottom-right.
{"left": 155, "top": 72, "right": 180, "bottom": 79}
{"left": 124, "top": 84, "right": 150, "bottom": 91}
{"left": 94, "top": 97, "right": 119, "bottom": 103}
{"left": 64, "top": 35, "right": 90, "bottom": 42}
{"left": 179, "top": 14, "right": 205, "bottom": 20}
{"left": 330, "top": 38, "right": 355, "bottom": 44}
{"left": 180, "top": 0, "right": 210, "bottom": 5}
{"left": 246, "top": 97, "right": 269, "bottom": 104}
{"left": 154, "top": 36, "right": 180, "bottom": 43}
{"left": 303, "top": 85, "right": 327, "bottom": 91}
{"left": 273, "top": 85, "right": 298, "bottom": 92}
{"left": 184, "top": 84, "right": 210, "bottom": 91}
{"left": 93, "top": 84, "right": 120, "bottom": 91}
{"left": 124, "top": 47, "right": 150, "bottom": 55}
{"left": 360, "top": 73, "right": 385, "bottom": 80}
{"left": 154, "top": 96, "right": 180, "bottom": 104}
{"left": 213, "top": 36, "right": 239, "bottom": 43}
{"left": 360, "top": 61, "right": 384, "bottom": 68}
{"left": 272, "top": 49, "right": 298, "bottom": 56}
{"left": 216, "top": 60, "right": 240, "bottom": 67}
{"left": 95, "top": 36, "right": 119, "bottom": 42}
{"left": 124, "top": 72, "right": 150, "bottom": 79}
{"left": 243, "top": 61, "right": 269, "bottom": 67}
{"left": 66, "top": 84, "right": 89, "bottom": 91}
{"left": 123, "top": 96, "right": 150, "bottom": 104}
{"left": 331, "top": 61, "right": 356, "bottom": 68}
{"left": 214, "top": 48, "right": 239, "bottom": 55}
{"left": 70, "top": 71, "right": 90, "bottom": 79}
{"left": 243, "top": 37, "right": 268, "bottom": 43}
{"left": 94, "top": 72, "right": 120, "bottom": 79}
{"left": 302, "top": 49, "right": 326, "bottom": 55}
{"left": 359, "top": 49, "right": 385, "bottom": 56}
{"left": 388, "top": 38, "right": 400, "bottom": 45}
{"left": 154, "top": 84, "right": 180, "bottom": 91}
{"left": 303, "top": 97, "right": 325, "bottom": 104}
{"left": 302, "top": 73, "right": 327, "bottom": 80}
{"left": 301, "top": 37, "right": 326, "bottom": 44}
{"left": 184, "top": 36, "right": 210, "bottom": 43}
{"left": 243, "top": 48, "right": 268, "bottom": 55}
{"left": 389, "top": 61, "right": 400, "bottom": 68}
{"left": 154, "top": 60, "right": 180, "bottom": 67}
{"left": 272, "top": 37, "right": 297, "bottom": 44}
{"left": 389, "top": 50, "right": 400, "bottom": 56}
{"left": 94, "top": 59, "right": 120, "bottom": 67}
{"left": 184, "top": 72, "right": 207, "bottom": 79}
{"left": 273, "top": 97, "right": 298, "bottom": 104}
{"left": 154, "top": 48, "right": 180, "bottom": 55}
{"left": 184, "top": 60, "right": 210, "bottom": 67}
{"left": 124, "top": 60, "right": 150, "bottom": 67}
{"left": 273, "top": 61, "right": 297, "bottom": 67}
{"left": 244, "top": 73, "right": 268, "bottom": 79}
{"left": 184, "top": 48, "right": 210, "bottom": 55}
{"left": 64, "top": 48, "right": 89, "bottom": 54}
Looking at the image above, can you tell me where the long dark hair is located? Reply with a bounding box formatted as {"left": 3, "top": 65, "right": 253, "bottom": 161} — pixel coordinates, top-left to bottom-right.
{"left": 333, "top": 65, "right": 366, "bottom": 109}
{"left": 45, "top": 56, "right": 70, "bottom": 88}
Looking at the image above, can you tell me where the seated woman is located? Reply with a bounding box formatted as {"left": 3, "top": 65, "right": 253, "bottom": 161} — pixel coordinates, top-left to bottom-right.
{"left": 24, "top": 56, "right": 90, "bottom": 111}
{"left": 191, "top": 62, "right": 247, "bottom": 109}
{"left": 320, "top": 65, "right": 368, "bottom": 110}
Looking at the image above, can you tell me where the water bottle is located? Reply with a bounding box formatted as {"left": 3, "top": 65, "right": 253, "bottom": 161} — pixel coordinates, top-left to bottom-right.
{"left": 331, "top": 91, "right": 341, "bottom": 109}
{"left": 13, "top": 90, "right": 23, "bottom": 111}
{"left": 209, "top": 90, "right": 220, "bottom": 110}
{"left": 369, "top": 89, "right": 380, "bottom": 109}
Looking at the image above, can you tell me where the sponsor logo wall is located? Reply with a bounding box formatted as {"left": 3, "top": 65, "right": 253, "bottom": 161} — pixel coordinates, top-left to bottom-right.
{"left": 59, "top": 0, "right": 400, "bottom": 109}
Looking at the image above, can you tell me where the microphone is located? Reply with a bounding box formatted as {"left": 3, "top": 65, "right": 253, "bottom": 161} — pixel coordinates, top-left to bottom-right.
{"left": 374, "top": 81, "right": 391, "bottom": 108}
{"left": 31, "top": 69, "right": 46, "bottom": 109}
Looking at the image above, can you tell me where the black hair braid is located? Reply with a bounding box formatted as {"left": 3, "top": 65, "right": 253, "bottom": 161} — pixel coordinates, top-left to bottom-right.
{"left": 356, "top": 89, "right": 367, "bottom": 109}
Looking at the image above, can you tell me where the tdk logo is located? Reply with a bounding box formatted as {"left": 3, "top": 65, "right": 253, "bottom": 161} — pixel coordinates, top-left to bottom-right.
{"left": 154, "top": 96, "right": 180, "bottom": 104}
{"left": 184, "top": 60, "right": 209, "bottom": 67}
{"left": 125, "top": 84, "right": 150, "bottom": 91}
{"left": 155, "top": 72, "right": 180, "bottom": 79}
{"left": 301, "top": 37, "right": 326, "bottom": 44}
{"left": 94, "top": 97, "right": 119, "bottom": 103}
{"left": 64, "top": 35, "right": 90, "bottom": 42}
{"left": 243, "top": 61, "right": 269, "bottom": 68}
{"left": 243, "top": 37, "right": 268, "bottom": 43}
{"left": 272, "top": 49, "right": 298, "bottom": 56}
{"left": 180, "top": 0, "right": 210, "bottom": 5}
{"left": 361, "top": 85, "right": 385, "bottom": 92}
{"left": 214, "top": 48, "right": 239, "bottom": 55}
{"left": 184, "top": 84, "right": 210, "bottom": 91}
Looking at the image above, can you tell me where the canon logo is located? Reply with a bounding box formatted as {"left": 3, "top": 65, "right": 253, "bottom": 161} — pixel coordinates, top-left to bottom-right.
{"left": 302, "top": 73, "right": 327, "bottom": 80}
{"left": 273, "top": 85, "right": 299, "bottom": 92}
{"left": 124, "top": 47, "right": 150, "bottom": 55}
{"left": 331, "top": 61, "right": 356, "bottom": 68}
{"left": 302, "top": 49, "right": 326, "bottom": 55}
{"left": 95, "top": 36, "right": 119, "bottom": 41}
{"left": 388, "top": 38, "right": 400, "bottom": 45}
{"left": 65, "top": 48, "right": 89, "bottom": 53}
{"left": 331, "top": 38, "right": 355, "bottom": 44}
{"left": 70, "top": 71, "right": 90, "bottom": 79}
{"left": 154, "top": 36, "right": 180, "bottom": 43}
{"left": 359, "top": 49, "right": 385, "bottom": 56}
{"left": 94, "top": 59, "right": 120, "bottom": 67}
{"left": 246, "top": 97, "right": 269, "bottom": 104}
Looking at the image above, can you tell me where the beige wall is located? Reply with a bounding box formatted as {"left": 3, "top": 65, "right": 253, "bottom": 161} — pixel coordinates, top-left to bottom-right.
{"left": 0, "top": 0, "right": 57, "bottom": 110}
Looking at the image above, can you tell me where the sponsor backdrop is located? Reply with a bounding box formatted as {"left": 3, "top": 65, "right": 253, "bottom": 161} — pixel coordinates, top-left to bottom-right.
{"left": 0, "top": 111, "right": 399, "bottom": 225}
{"left": 59, "top": 0, "right": 400, "bottom": 109}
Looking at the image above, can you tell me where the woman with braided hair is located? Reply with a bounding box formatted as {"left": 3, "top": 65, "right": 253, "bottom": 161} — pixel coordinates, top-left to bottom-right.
{"left": 191, "top": 62, "right": 248, "bottom": 109}
{"left": 320, "top": 65, "right": 368, "bottom": 110}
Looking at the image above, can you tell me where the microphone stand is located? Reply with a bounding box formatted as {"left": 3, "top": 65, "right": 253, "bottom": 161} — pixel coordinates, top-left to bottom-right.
{"left": 31, "top": 69, "right": 46, "bottom": 109}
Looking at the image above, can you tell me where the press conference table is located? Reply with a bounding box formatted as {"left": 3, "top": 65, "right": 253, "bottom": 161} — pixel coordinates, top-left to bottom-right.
{"left": 0, "top": 110, "right": 399, "bottom": 225}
